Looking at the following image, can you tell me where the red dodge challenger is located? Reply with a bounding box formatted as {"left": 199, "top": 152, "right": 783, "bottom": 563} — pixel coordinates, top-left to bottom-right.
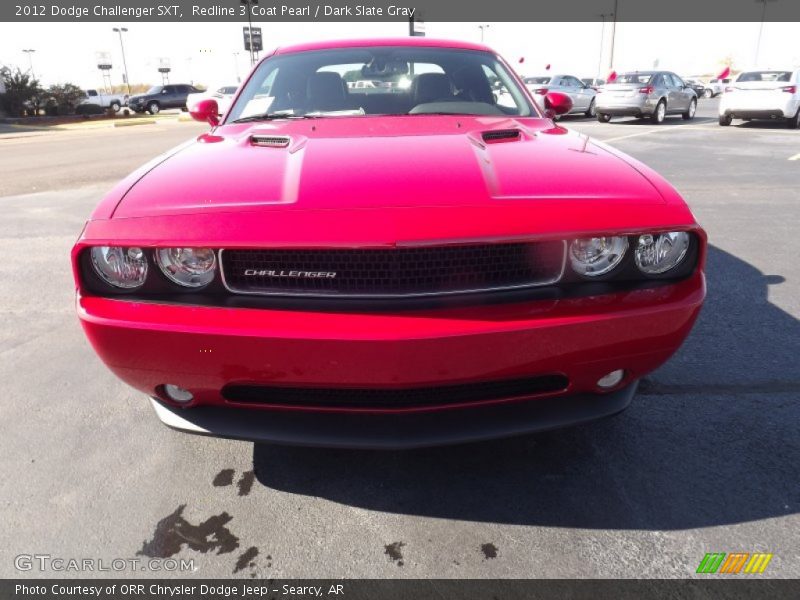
{"left": 72, "top": 38, "right": 706, "bottom": 448}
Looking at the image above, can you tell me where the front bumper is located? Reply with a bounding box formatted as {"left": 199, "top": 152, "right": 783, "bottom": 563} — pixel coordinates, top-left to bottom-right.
{"left": 78, "top": 271, "right": 704, "bottom": 444}
{"left": 150, "top": 381, "right": 638, "bottom": 449}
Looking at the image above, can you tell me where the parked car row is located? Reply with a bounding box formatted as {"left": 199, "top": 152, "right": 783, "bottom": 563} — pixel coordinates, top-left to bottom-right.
{"left": 519, "top": 67, "right": 800, "bottom": 129}
{"left": 79, "top": 83, "right": 217, "bottom": 115}
{"left": 517, "top": 70, "right": 703, "bottom": 124}
{"left": 80, "top": 67, "right": 799, "bottom": 129}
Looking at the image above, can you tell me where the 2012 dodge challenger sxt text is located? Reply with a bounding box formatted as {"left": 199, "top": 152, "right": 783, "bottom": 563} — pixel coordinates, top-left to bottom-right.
{"left": 72, "top": 39, "right": 706, "bottom": 448}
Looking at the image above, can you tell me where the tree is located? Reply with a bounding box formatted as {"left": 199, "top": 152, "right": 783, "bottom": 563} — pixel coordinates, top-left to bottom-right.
{"left": 0, "top": 67, "right": 42, "bottom": 117}
{"left": 44, "top": 83, "right": 86, "bottom": 116}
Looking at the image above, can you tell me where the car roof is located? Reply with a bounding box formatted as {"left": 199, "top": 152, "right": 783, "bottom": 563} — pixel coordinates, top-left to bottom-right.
{"left": 274, "top": 37, "right": 492, "bottom": 55}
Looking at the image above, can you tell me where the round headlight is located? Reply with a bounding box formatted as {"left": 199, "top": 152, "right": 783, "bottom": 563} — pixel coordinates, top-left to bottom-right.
{"left": 635, "top": 232, "right": 690, "bottom": 275}
{"left": 569, "top": 236, "right": 629, "bottom": 277}
{"left": 90, "top": 246, "right": 148, "bottom": 289}
{"left": 155, "top": 248, "right": 217, "bottom": 288}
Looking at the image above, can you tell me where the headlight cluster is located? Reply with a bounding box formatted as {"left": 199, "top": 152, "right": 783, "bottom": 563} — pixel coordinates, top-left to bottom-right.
{"left": 90, "top": 246, "right": 149, "bottom": 289}
{"left": 155, "top": 248, "right": 217, "bottom": 288}
{"left": 89, "top": 247, "right": 217, "bottom": 290}
{"left": 569, "top": 232, "right": 692, "bottom": 279}
{"left": 569, "top": 237, "right": 628, "bottom": 277}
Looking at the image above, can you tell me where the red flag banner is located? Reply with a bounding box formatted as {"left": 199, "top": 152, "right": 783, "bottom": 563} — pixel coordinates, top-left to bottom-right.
{"left": 717, "top": 66, "right": 731, "bottom": 80}
{"left": 608, "top": 70, "right": 617, "bottom": 82}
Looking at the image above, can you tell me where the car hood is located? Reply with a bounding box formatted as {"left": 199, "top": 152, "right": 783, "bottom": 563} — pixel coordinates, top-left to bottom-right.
{"left": 112, "top": 116, "right": 666, "bottom": 220}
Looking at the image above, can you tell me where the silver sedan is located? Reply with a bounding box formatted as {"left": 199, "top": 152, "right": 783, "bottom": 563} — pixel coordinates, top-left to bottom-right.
{"left": 595, "top": 71, "right": 697, "bottom": 124}
{"left": 523, "top": 74, "right": 598, "bottom": 118}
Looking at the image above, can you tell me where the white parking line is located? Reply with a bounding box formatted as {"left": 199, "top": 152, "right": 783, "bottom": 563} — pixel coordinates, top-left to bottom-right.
{"left": 789, "top": 153, "right": 800, "bottom": 161}
{"left": 594, "top": 124, "right": 800, "bottom": 143}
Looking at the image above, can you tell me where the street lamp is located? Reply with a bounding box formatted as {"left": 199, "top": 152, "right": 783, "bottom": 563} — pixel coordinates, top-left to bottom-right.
{"left": 609, "top": 0, "right": 619, "bottom": 71}
{"left": 232, "top": 52, "right": 241, "bottom": 83}
{"left": 478, "top": 24, "right": 490, "bottom": 43}
{"left": 754, "top": 0, "right": 777, "bottom": 67}
{"left": 596, "top": 13, "right": 613, "bottom": 79}
{"left": 112, "top": 27, "right": 131, "bottom": 95}
{"left": 22, "top": 49, "right": 36, "bottom": 79}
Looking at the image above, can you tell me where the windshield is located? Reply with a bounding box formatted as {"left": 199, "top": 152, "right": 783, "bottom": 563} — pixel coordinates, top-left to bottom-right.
{"left": 145, "top": 86, "right": 163, "bottom": 95}
{"left": 615, "top": 73, "right": 653, "bottom": 85}
{"left": 737, "top": 71, "right": 792, "bottom": 82}
{"left": 226, "top": 46, "right": 535, "bottom": 122}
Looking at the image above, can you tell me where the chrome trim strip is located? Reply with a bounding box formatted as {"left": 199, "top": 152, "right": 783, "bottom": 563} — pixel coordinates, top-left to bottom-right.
{"left": 218, "top": 241, "right": 567, "bottom": 299}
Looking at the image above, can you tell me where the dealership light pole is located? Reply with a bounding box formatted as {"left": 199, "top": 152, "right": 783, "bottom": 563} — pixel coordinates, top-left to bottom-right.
{"left": 232, "top": 52, "right": 241, "bottom": 83}
{"left": 22, "top": 49, "right": 36, "bottom": 79}
{"left": 608, "top": 0, "right": 619, "bottom": 71}
{"left": 754, "top": 0, "right": 777, "bottom": 67}
{"left": 112, "top": 27, "right": 131, "bottom": 95}
{"left": 597, "top": 13, "right": 612, "bottom": 79}
{"left": 478, "top": 24, "right": 490, "bottom": 43}
{"left": 241, "top": 0, "right": 259, "bottom": 66}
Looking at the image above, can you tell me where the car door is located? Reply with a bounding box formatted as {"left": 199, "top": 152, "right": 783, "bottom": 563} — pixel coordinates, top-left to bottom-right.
{"left": 158, "top": 85, "right": 175, "bottom": 108}
{"left": 566, "top": 75, "right": 591, "bottom": 109}
{"left": 659, "top": 73, "right": 678, "bottom": 112}
{"left": 176, "top": 85, "right": 192, "bottom": 108}
{"left": 669, "top": 73, "right": 691, "bottom": 111}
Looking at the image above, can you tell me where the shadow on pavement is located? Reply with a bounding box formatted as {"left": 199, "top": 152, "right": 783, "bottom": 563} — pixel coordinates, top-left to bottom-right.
{"left": 253, "top": 245, "right": 799, "bottom": 530}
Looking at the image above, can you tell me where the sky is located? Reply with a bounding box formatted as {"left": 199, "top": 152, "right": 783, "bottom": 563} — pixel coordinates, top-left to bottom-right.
{"left": 0, "top": 21, "right": 797, "bottom": 89}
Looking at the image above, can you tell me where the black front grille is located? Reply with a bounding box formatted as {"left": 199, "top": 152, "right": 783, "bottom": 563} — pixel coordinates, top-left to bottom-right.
{"left": 220, "top": 241, "right": 565, "bottom": 298}
{"left": 222, "top": 374, "right": 569, "bottom": 410}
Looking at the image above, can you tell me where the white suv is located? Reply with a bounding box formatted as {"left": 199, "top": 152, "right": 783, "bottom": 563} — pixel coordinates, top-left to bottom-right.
{"left": 719, "top": 69, "right": 800, "bottom": 128}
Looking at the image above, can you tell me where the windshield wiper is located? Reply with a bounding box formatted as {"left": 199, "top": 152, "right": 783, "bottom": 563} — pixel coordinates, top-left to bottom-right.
{"left": 231, "top": 113, "right": 317, "bottom": 123}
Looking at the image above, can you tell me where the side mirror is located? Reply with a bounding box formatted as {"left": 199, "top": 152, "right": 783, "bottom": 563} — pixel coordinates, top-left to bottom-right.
{"left": 544, "top": 91, "right": 573, "bottom": 117}
{"left": 190, "top": 98, "right": 220, "bottom": 127}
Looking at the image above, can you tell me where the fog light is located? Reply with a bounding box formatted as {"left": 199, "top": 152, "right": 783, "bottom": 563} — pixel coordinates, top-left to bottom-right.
{"left": 597, "top": 369, "right": 625, "bottom": 389}
{"left": 163, "top": 384, "right": 194, "bottom": 404}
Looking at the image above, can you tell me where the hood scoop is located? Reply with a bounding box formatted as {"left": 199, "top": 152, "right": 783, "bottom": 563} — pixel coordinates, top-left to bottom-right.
{"left": 481, "top": 129, "right": 522, "bottom": 144}
{"left": 250, "top": 135, "right": 291, "bottom": 148}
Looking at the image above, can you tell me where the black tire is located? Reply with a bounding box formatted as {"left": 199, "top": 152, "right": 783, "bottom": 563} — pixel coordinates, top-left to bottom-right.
{"left": 597, "top": 113, "right": 611, "bottom": 123}
{"left": 651, "top": 100, "right": 666, "bottom": 124}
{"left": 110, "top": 101, "right": 121, "bottom": 112}
{"left": 147, "top": 101, "right": 160, "bottom": 115}
{"left": 719, "top": 114, "right": 732, "bottom": 126}
{"left": 787, "top": 108, "right": 800, "bottom": 129}
{"left": 682, "top": 98, "right": 697, "bottom": 120}
{"left": 585, "top": 98, "right": 596, "bottom": 118}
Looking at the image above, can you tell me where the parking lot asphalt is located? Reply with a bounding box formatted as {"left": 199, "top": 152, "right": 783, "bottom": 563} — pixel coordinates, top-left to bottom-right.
{"left": 0, "top": 97, "right": 798, "bottom": 578}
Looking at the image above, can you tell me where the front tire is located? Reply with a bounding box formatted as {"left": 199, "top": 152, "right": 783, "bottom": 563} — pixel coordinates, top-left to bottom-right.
{"left": 682, "top": 98, "right": 697, "bottom": 120}
{"left": 110, "top": 101, "right": 121, "bottom": 112}
{"left": 585, "top": 98, "right": 596, "bottom": 118}
{"left": 719, "top": 114, "right": 732, "bottom": 126}
{"left": 597, "top": 113, "right": 611, "bottom": 123}
{"left": 703, "top": 89, "right": 712, "bottom": 99}
{"left": 147, "top": 101, "right": 160, "bottom": 115}
{"left": 651, "top": 100, "right": 666, "bottom": 124}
